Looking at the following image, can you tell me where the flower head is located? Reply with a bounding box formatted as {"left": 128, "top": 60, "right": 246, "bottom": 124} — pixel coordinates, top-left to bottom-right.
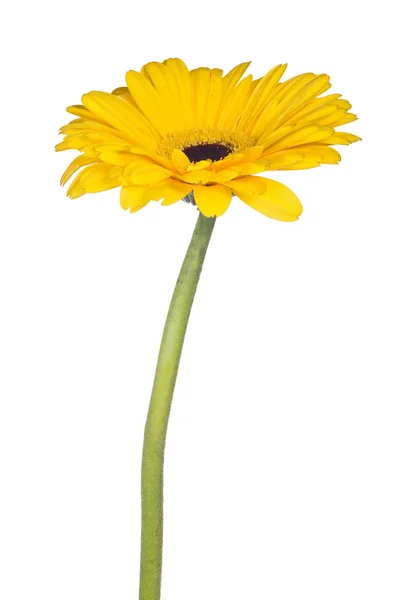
{"left": 57, "top": 59, "right": 359, "bottom": 221}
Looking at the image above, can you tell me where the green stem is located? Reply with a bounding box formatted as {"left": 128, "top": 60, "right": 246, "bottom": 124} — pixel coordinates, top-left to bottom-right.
{"left": 139, "top": 211, "right": 216, "bottom": 600}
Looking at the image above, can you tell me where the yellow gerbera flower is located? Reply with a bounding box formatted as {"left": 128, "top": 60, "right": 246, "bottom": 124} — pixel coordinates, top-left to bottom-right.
{"left": 57, "top": 59, "right": 359, "bottom": 221}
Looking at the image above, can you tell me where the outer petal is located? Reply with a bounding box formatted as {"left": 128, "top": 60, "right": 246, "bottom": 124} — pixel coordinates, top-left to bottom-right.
{"left": 160, "top": 179, "right": 194, "bottom": 206}
{"left": 141, "top": 179, "right": 194, "bottom": 205}
{"left": 238, "top": 64, "right": 287, "bottom": 131}
{"left": 190, "top": 67, "right": 212, "bottom": 129}
{"left": 60, "top": 155, "right": 97, "bottom": 186}
{"left": 67, "top": 164, "right": 121, "bottom": 199}
{"left": 99, "top": 151, "right": 139, "bottom": 166}
{"left": 194, "top": 184, "right": 232, "bottom": 217}
{"left": 215, "top": 61, "right": 251, "bottom": 125}
{"left": 211, "top": 169, "right": 241, "bottom": 183}
{"left": 128, "top": 166, "right": 171, "bottom": 185}
{"left": 227, "top": 176, "right": 267, "bottom": 196}
{"left": 162, "top": 58, "right": 193, "bottom": 129}
{"left": 82, "top": 91, "right": 158, "bottom": 149}
{"left": 120, "top": 186, "right": 151, "bottom": 213}
{"left": 111, "top": 86, "right": 136, "bottom": 105}
{"left": 180, "top": 170, "right": 212, "bottom": 185}
{"left": 233, "top": 176, "right": 302, "bottom": 222}
{"left": 66, "top": 105, "right": 106, "bottom": 122}
{"left": 217, "top": 74, "right": 254, "bottom": 130}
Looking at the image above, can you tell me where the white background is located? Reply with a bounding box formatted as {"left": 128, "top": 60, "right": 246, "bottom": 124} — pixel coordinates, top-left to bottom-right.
{"left": 1, "top": 1, "right": 414, "bottom": 599}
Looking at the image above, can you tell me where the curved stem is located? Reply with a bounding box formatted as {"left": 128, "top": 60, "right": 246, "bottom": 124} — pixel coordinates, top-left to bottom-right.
{"left": 139, "top": 211, "right": 216, "bottom": 600}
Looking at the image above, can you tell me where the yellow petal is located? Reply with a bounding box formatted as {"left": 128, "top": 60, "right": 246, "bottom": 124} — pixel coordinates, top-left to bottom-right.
{"left": 172, "top": 149, "right": 190, "bottom": 171}
{"left": 55, "top": 141, "right": 69, "bottom": 152}
{"left": 120, "top": 186, "right": 150, "bottom": 212}
{"left": 265, "top": 125, "right": 334, "bottom": 153}
{"left": 111, "top": 86, "right": 136, "bottom": 105}
{"left": 143, "top": 61, "right": 188, "bottom": 131}
{"left": 60, "top": 120, "right": 134, "bottom": 147}
{"left": 130, "top": 147, "right": 175, "bottom": 170}
{"left": 289, "top": 103, "right": 339, "bottom": 126}
{"left": 123, "top": 156, "right": 159, "bottom": 175}
{"left": 249, "top": 97, "right": 290, "bottom": 139}
{"left": 67, "top": 164, "right": 121, "bottom": 199}
{"left": 82, "top": 91, "right": 157, "bottom": 149}
{"left": 162, "top": 58, "right": 194, "bottom": 129}
{"left": 141, "top": 183, "right": 167, "bottom": 203}
{"left": 60, "top": 155, "right": 96, "bottom": 186}
{"left": 274, "top": 74, "right": 332, "bottom": 126}
{"left": 140, "top": 179, "right": 193, "bottom": 204}
{"left": 300, "top": 145, "right": 341, "bottom": 164}
{"left": 190, "top": 67, "right": 212, "bottom": 129}
{"left": 129, "top": 166, "right": 171, "bottom": 185}
{"left": 281, "top": 157, "right": 322, "bottom": 170}
{"left": 160, "top": 179, "right": 194, "bottom": 206}
{"left": 94, "top": 142, "right": 131, "bottom": 153}
{"left": 186, "top": 159, "right": 212, "bottom": 172}
{"left": 205, "top": 68, "right": 224, "bottom": 128}
{"left": 215, "top": 62, "right": 251, "bottom": 125}
{"left": 234, "top": 162, "right": 266, "bottom": 176}
{"left": 258, "top": 152, "right": 305, "bottom": 170}
{"left": 211, "top": 169, "right": 241, "bottom": 183}
{"left": 253, "top": 74, "right": 318, "bottom": 142}
{"left": 227, "top": 176, "right": 267, "bottom": 196}
{"left": 194, "top": 184, "right": 232, "bottom": 217}
{"left": 66, "top": 105, "right": 106, "bottom": 123}
{"left": 126, "top": 69, "right": 172, "bottom": 136}
{"left": 98, "top": 151, "right": 138, "bottom": 166}
{"left": 323, "top": 132, "right": 361, "bottom": 145}
{"left": 217, "top": 74, "right": 254, "bottom": 129}
{"left": 238, "top": 64, "right": 287, "bottom": 131}
{"left": 318, "top": 110, "right": 358, "bottom": 127}
{"left": 260, "top": 143, "right": 342, "bottom": 170}
{"left": 56, "top": 133, "right": 88, "bottom": 152}
{"left": 273, "top": 73, "right": 315, "bottom": 103}
{"left": 234, "top": 177, "right": 302, "bottom": 222}
{"left": 180, "top": 170, "right": 212, "bottom": 185}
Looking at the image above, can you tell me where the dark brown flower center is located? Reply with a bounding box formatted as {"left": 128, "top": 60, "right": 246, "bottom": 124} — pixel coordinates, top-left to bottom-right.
{"left": 182, "top": 143, "right": 232, "bottom": 163}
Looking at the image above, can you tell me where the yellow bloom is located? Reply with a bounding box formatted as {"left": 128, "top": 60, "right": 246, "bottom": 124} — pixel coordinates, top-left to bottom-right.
{"left": 57, "top": 59, "right": 359, "bottom": 221}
